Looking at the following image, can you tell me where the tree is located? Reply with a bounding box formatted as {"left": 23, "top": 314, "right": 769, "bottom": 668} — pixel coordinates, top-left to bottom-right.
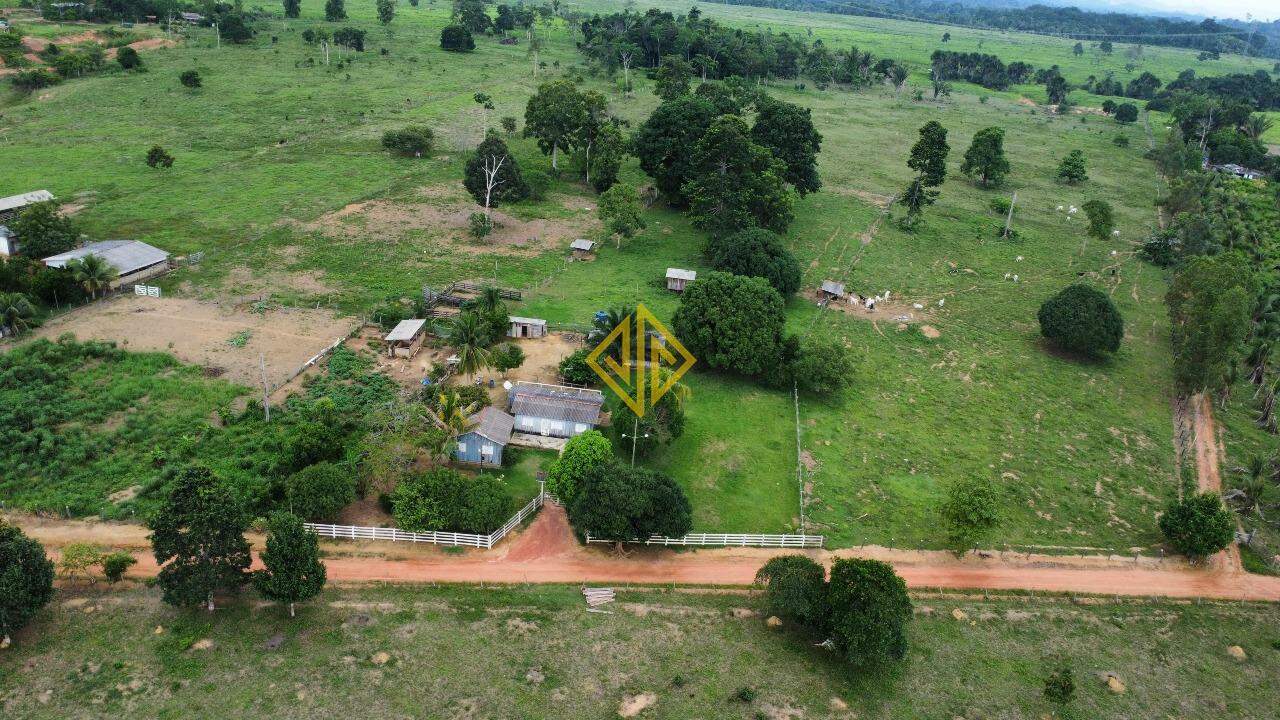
{"left": 324, "top": 0, "right": 347, "bottom": 22}
{"left": 100, "top": 551, "right": 136, "bottom": 584}
{"left": 391, "top": 468, "right": 511, "bottom": 533}
{"left": 218, "top": 13, "right": 255, "bottom": 44}
{"left": 286, "top": 462, "right": 356, "bottom": 522}
{"left": 454, "top": 0, "right": 491, "bottom": 34}
{"left": 1056, "top": 149, "right": 1087, "bottom": 184}
{"left": 473, "top": 91, "right": 494, "bottom": 138}
{"left": 442, "top": 311, "right": 494, "bottom": 378}
{"left": 1080, "top": 199, "right": 1114, "bottom": 242}
{"left": 179, "top": 69, "right": 202, "bottom": 88}
{"left": 558, "top": 348, "right": 594, "bottom": 385}
{"left": 10, "top": 201, "right": 77, "bottom": 257}
{"left": 524, "top": 80, "right": 586, "bottom": 173}
{"left": 1159, "top": 492, "right": 1235, "bottom": 560}
{"left": 0, "top": 521, "right": 55, "bottom": 648}
{"left": 939, "top": 476, "right": 1001, "bottom": 556}
{"left": 0, "top": 292, "right": 35, "bottom": 337}
{"left": 583, "top": 110, "right": 624, "bottom": 192}
{"left": 440, "top": 24, "right": 474, "bottom": 52}
{"left": 545, "top": 430, "right": 612, "bottom": 504}
{"left": 791, "top": 333, "right": 855, "bottom": 395}
{"left": 66, "top": 254, "right": 117, "bottom": 300}
{"left": 959, "top": 126, "right": 1010, "bottom": 187}
{"left": 654, "top": 54, "right": 692, "bottom": 100}
{"left": 146, "top": 145, "right": 175, "bottom": 168}
{"left": 381, "top": 126, "right": 434, "bottom": 157}
{"left": 705, "top": 227, "right": 802, "bottom": 298}
{"left": 1072, "top": 41, "right": 1084, "bottom": 56}
{"left": 376, "top": 0, "right": 395, "bottom": 25}
{"left": 464, "top": 132, "right": 529, "bottom": 214}
{"left": 567, "top": 462, "right": 692, "bottom": 540}
{"left": 11, "top": 69, "right": 61, "bottom": 93}
{"left": 283, "top": 0, "right": 301, "bottom": 19}
{"left": 899, "top": 176, "right": 937, "bottom": 229}
{"left": 673, "top": 272, "right": 789, "bottom": 379}
{"left": 825, "top": 558, "right": 912, "bottom": 666}
{"left": 147, "top": 465, "right": 251, "bottom": 611}
{"left": 333, "top": 27, "right": 366, "bottom": 51}
{"left": 908, "top": 120, "right": 950, "bottom": 187}
{"left": 597, "top": 183, "right": 646, "bottom": 246}
{"left": 1166, "top": 253, "right": 1256, "bottom": 392}
{"left": 1037, "top": 284, "right": 1124, "bottom": 356}
{"left": 1045, "top": 72, "right": 1069, "bottom": 106}
{"left": 1114, "top": 103, "right": 1138, "bottom": 123}
{"left": 754, "top": 555, "right": 827, "bottom": 629}
{"left": 751, "top": 97, "right": 823, "bottom": 196}
{"left": 254, "top": 512, "right": 326, "bottom": 618}
{"left": 59, "top": 542, "right": 103, "bottom": 584}
{"left": 492, "top": 342, "right": 525, "bottom": 374}
{"left": 116, "top": 46, "right": 142, "bottom": 70}
{"left": 684, "top": 115, "right": 794, "bottom": 237}
{"left": 633, "top": 96, "right": 718, "bottom": 201}
{"left": 607, "top": 369, "right": 688, "bottom": 460}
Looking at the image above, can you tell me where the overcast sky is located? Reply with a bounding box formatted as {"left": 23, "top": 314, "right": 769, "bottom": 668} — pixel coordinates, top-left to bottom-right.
{"left": 1115, "top": 0, "right": 1277, "bottom": 21}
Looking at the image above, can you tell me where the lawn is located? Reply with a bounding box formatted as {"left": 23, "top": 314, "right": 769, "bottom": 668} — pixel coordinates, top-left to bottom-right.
{"left": 2, "top": 584, "right": 1278, "bottom": 719}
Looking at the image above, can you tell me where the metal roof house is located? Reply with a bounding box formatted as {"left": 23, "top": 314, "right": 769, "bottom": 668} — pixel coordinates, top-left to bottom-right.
{"left": 43, "top": 240, "right": 171, "bottom": 289}
{"left": 454, "top": 406, "right": 515, "bottom": 466}
{"left": 820, "top": 280, "right": 845, "bottom": 299}
{"left": 666, "top": 268, "right": 696, "bottom": 292}
{"left": 508, "top": 381, "right": 604, "bottom": 438}
{"left": 384, "top": 319, "right": 428, "bottom": 358}
{"left": 0, "top": 190, "right": 54, "bottom": 223}
{"left": 508, "top": 315, "right": 547, "bottom": 339}
{"left": 1208, "top": 163, "right": 1263, "bottom": 181}
{"left": 570, "top": 239, "right": 597, "bottom": 258}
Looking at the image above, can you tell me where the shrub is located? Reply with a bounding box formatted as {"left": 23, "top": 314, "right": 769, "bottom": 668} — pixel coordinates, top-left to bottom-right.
{"left": 100, "top": 551, "right": 137, "bottom": 584}
{"left": 1114, "top": 103, "right": 1139, "bottom": 123}
{"left": 754, "top": 555, "right": 827, "bottom": 628}
{"left": 525, "top": 170, "right": 550, "bottom": 201}
{"left": 1159, "top": 492, "right": 1235, "bottom": 559}
{"left": 333, "top": 27, "right": 366, "bottom": 52}
{"left": 1113, "top": 134, "right": 1130, "bottom": 147}
{"left": 705, "top": 227, "right": 802, "bottom": 298}
{"left": 1080, "top": 199, "right": 1115, "bottom": 241}
{"left": 989, "top": 196, "right": 1012, "bottom": 215}
{"left": 324, "top": 0, "right": 347, "bottom": 21}
{"left": 371, "top": 301, "right": 407, "bottom": 331}
{"left": 1044, "top": 664, "right": 1076, "bottom": 705}
{"left": 545, "top": 430, "right": 612, "bottom": 504}
{"left": 59, "top": 542, "right": 103, "bottom": 582}
{"left": 500, "top": 115, "right": 518, "bottom": 133}
{"left": 468, "top": 212, "right": 492, "bottom": 238}
{"left": 285, "top": 462, "right": 356, "bottom": 522}
{"left": 381, "top": 125, "right": 434, "bottom": 156}
{"left": 146, "top": 145, "right": 174, "bottom": 168}
{"left": 1100, "top": 99, "right": 1117, "bottom": 114}
{"left": 825, "top": 558, "right": 912, "bottom": 666}
{"left": 492, "top": 343, "right": 525, "bottom": 373}
{"left": 1056, "top": 149, "right": 1088, "bottom": 184}
{"left": 116, "top": 46, "right": 142, "bottom": 70}
{"left": 567, "top": 462, "right": 693, "bottom": 541}
{"left": 0, "top": 521, "right": 56, "bottom": 645}
{"left": 12, "top": 68, "right": 61, "bottom": 92}
{"left": 179, "top": 69, "right": 201, "bottom": 88}
{"left": 391, "top": 468, "right": 513, "bottom": 534}
{"left": 791, "top": 333, "right": 855, "bottom": 395}
{"left": 939, "top": 476, "right": 1001, "bottom": 556}
{"left": 558, "top": 348, "right": 594, "bottom": 385}
{"left": 440, "top": 24, "right": 475, "bottom": 52}
{"left": 1037, "top": 284, "right": 1124, "bottom": 356}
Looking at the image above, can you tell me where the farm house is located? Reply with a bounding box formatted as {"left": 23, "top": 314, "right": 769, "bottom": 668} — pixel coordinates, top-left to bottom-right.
{"left": 508, "top": 382, "right": 604, "bottom": 438}
{"left": 508, "top": 316, "right": 547, "bottom": 339}
{"left": 569, "top": 239, "right": 597, "bottom": 259}
{"left": 0, "top": 189, "right": 54, "bottom": 225}
{"left": 454, "top": 406, "right": 515, "bottom": 466}
{"left": 42, "top": 240, "right": 171, "bottom": 289}
{"left": 383, "top": 319, "right": 428, "bottom": 358}
{"left": 666, "top": 268, "right": 696, "bottom": 292}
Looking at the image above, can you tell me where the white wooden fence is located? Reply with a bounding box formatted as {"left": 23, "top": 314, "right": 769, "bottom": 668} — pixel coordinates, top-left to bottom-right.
{"left": 586, "top": 533, "right": 824, "bottom": 548}
{"left": 305, "top": 490, "right": 546, "bottom": 550}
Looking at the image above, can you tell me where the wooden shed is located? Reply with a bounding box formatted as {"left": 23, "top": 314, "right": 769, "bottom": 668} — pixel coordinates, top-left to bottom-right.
{"left": 666, "top": 268, "right": 696, "bottom": 292}
{"left": 384, "top": 319, "right": 428, "bottom": 358}
{"left": 508, "top": 316, "right": 547, "bottom": 339}
{"left": 454, "top": 406, "right": 515, "bottom": 466}
{"left": 569, "top": 239, "right": 597, "bottom": 259}
{"left": 820, "top": 280, "right": 846, "bottom": 300}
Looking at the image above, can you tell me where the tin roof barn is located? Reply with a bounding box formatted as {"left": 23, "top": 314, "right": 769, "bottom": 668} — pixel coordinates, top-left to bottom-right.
{"left": 508, "top": 316, "right": 547, "bottom": 339}
{"left": 43, "top": 240, "right": 172, "bottom": 288}
{"left": 820, "top": 280, "right": 845, "bottom": 299}
{"left": 384, "top": 319, "right": 429, "bottom": 358}
{"left": 0, "top": 190, "right": 54, "bottom": 223}
{"left": 570, "top": 239, "right": 597, "bottom": 258}
{"left": 666, "top": 268, "right": 696, "bottom": 292}
{"left": 508, "top": 381, "right": 604, "bottom": 438}
{"left": 454, "top": 406, "right": 516, "bottom": 466}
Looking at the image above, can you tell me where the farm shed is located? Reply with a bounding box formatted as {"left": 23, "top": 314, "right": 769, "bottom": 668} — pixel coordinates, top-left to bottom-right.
{"left": 454, "top": 406, "right": 515, "bottom": 466}
{"left": 666, "top": 268, "right": 696, "bottom": 292}
{"left": 508, "top": 381, "right": 604, "bottom": 438}
{"left": 384, "top": 319, "right": 428, "bottom": 358}
{"left": 42, "top": 240, "right": 171, "bottom": 289}
{"left": 570, "top": 239, "right": 597, "bottom": 258}
{"left": 508, "top": 316, "right": 547, "bottom": 339}
{"left": 0, "top": 189, "right": 54, "bottom": 224}
{"left": 820, "top": 280, "right": 846, "bottom": 300}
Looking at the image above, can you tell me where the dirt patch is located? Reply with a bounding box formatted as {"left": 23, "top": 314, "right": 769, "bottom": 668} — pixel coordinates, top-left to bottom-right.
{"left": 226, "top": 265, "right": 336, "bottom": 297}
{"left": 799, "top": 451, "right": 819, "bottom": 472}
{"left": 807, "top": 289, "right": 932, "bottom": 326}
{"left": 826, "top": 187, "right": 894, "bottom": 209}
{"left": 1017, "top": 97, "right": 1037, "bottom": 107}
{"left": 105, "top": 37, "right": 176, "bottom": 59}
{"left": 502, "top": 332, "right": 582, "bottom": 385}
{"left": 618, "top": 692, "right": 656, "bottom": 717}
{"left": 919, "top": 325, "right": 941, "bottom": 339}
{"left": 33, "top": 294, "right": 356, "bottom": 388}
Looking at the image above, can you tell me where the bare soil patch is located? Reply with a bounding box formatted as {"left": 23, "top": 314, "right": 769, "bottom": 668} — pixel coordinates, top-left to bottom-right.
{"left": 105, "top": 37, "right": 178, "bottom": 59}
{"left": 805, "top": 289, "right": 934, "bottom": 327}
{"left": 34, "top": 294, "right": 356, "bottom": 388}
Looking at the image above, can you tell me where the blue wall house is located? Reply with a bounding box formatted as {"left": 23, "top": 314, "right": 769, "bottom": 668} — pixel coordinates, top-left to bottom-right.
{"left": 508, "top": 382, "right": 605, "bottom": 438}
{"left": 454, "top": 406, "right": 515, "bottom": 467}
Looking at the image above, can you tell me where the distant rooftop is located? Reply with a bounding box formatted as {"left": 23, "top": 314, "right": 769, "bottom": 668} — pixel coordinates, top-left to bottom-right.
{"left": 508, "top": 316, "right": 546, "bottom": 326}
{"left": 384, "top": 318, "right": 428, "bottom": 342}
{"left": 43, "top": 240, "right": 169, "bottom": 276}
{"left": 570, "top": 239, "right": 596, "bottom": 251}
{"left": 667, "top": 268, "right": 696, "bottom": 281}
{"left": 0, "top": 190, "right": 54, "bottom": 215}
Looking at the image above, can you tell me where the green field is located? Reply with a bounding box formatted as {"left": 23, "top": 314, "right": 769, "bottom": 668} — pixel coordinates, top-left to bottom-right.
{"left": 1, "top": 0, "right": 1250, "bottom": 549}
{"left": 3, "top": 583, "right": 1278, "bottom": 719}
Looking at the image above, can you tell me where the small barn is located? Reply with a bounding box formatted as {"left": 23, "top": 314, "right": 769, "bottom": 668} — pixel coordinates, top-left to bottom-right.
{"left": 508, "top": 382, "right": 604, "bottom": 438}
{"left": 0, "top": 189, "right": 54, "bottom": 224}
{"left": 384, "top": 319, "right": 428, "bottom": 359}
{"left": 666, "top": 268, "right": 696, "bottom": 292}
{"left": 508, "top": 316, "right": 547, "bottom": 339}
{"left": 820, "top": 280, "right": 845, "bottom": 300}
{"left": 570, "top": 239, "right": 597, "bottom": 259}
{"left": 42, "top": 240, "right": 171, "bottom": 289}
{"left": 454, "top": 406, "right": 515, "bottom": 466}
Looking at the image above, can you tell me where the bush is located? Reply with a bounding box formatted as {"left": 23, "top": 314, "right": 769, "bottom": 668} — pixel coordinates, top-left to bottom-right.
{"left": 1056, "top": 149, "right": 1088, "bottom": 184}
{"left": 492, "top": 343, "right": 525, "bottom": 373}
{"left": 285, "top": 462, "right": 356, "bottom": 522}
{"left": 989, "top": 196, "right": 1012, "bottom": 215}
{"left": 179, "top": 69, "right": 201, "bottom": 88}
{"left": 545, "top": 430, "right": 612, "bottom": 504}
{"left": 524, "top": 169, "right": 550, "bottom": 201}
{"left": 791, "top": 333, "right": 855, "bottom": 395}
{"left": 567, "top": 462, "right": 692, "bottom": 540}
{"left": 1114, "top": 103, "right": 1139, "bottom": 123}
{"left": 116, "top": 46, "right": 142, "bottom": 70}
{"left": 468, "top": 212, "right": 492, "bottom": 238}
{"left": 100, "top": 551, "right": 137, "bottom": 584}
{"left": 1044, "top": 664, "right": 1076, "bottom": 705}
{"left": 370, "top": 301, "right": 407, "bottom": 331}
{"left": 1100, "top": 99, "right": 1117, "bottom": 114}
{"left": 391, "top": 468, "right": 513, "bottom": 534}
{"left": 11, "top": 68, "right": 61, "bottom": 92}
{"left": 440, "top": 24, "right": 475, "bottom": 52}
{"left": 1159, "top": 492, "right": 1235, "bottom": 559}
{"left": 705, "top": 227, "right": 802, "bottom": 298}
{"left": 500, "top": 115, "right": 518, "bottom": 133}
{"left": 1037, "top": 284, "right": 1123, "bottom": 356}
{"left": 0, "top": 521, "right": 56, "bottom": 645}
{"left": 146, "top": 145, "right": 174, "bottom": 169}
{"left": 754, "top": 555, "right": 827, "bottom": 629}
{"left": 939, "top": 476, "right": 1001, "bottom": 555}
{"left": 825, "top": 558, "right": 912, "bottom": 666}
{"left": 1112, "top": 134, "right": 1130, "bottom": 147}
{"left": 558, "top": 348, "right": 594, "bottom": 385}
{"left": 381, "top": 125, "right": 434, "bottom": 156}
{"left": 333, "top": 27, "right": 366, "bottom": 52}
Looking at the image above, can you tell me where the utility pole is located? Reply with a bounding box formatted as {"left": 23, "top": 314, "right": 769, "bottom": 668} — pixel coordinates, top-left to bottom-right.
{"left": 631, "top": 416, "right": 638, "bottom": 467}
{"left": 259, "top": 352, "right": 271, "bottom": 422}
{"left": 214, "top": 21, "right": 220, "bottom": 49}
{"left": 1003, "top": 191, "right": 1018, "bottom": 240}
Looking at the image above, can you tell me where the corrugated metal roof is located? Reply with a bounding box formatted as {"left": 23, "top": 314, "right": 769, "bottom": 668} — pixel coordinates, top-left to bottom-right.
{"left": 509, "top": 382, "right": 603, "bottom": 424}
{"left": 666, "top": 268, "right": 696, "bottom": 281}
{"left": 570, "top": 239, "right": 596, "bottom": 251}
{"left": 467, "top": 406, "right": 515, "bottom": 445}
{"left": 43, "top": 240, "right": 170, "bottom": 276}
{"left": 384, "top": 319, "right": 427, "bottom": 342}
{"left": 0, "top": 190, "right": 54, "bottom": 214}
{"left": 508, "top": 316, "right": 547, "bottom": 326}
{"left": 821, "top": 280, "right": 845, "bottom": 296}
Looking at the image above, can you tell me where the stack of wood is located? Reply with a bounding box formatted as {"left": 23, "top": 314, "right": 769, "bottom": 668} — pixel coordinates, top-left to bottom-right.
{"left": 583, "top": 587, "right": 615, "bottom": 613}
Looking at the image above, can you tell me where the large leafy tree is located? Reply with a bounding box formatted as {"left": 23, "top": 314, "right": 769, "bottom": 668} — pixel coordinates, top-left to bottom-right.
{"left": 751, "top": 97, "right": 823, "bottom": 196}
{"left": 391, "top": 468, "right": 511, "bottom": 533}
{"left": 376, "top": 0, "right": 395, "bottom": 25}
{"left": 283, "top": 0, "right": 301, "bottom": 18}
{"left": 11, "top": 201, "right": 78, "bottom": 258}
{"left": 524, "top": 80, "right": 587, "bottom": 173}
{"left": 754, "top": 555, "right": 827, "bottom": 629}
{"left": 1037, "top": 284, "right": 1124, "bottom": 356}
{"left": 545, "top": 430, "right": 612, "bottom": 504}
{"left": 825, "top": 558, "right": 912, "bottom": 666}
{"left": 440, "top": 24, "right": 475, "bottom": 52}
{"left": 633, "top": 95, "right": 718, "bottom": 202}
{"left": 586, "top": 121, "right": 626, "bottom": 193}
{"left": 567, "top": 462, "right": 692, "bottom": 541}
{"left": 1166, "top": 253, "right": 1257, "bottom": 392}
{"left": 959, "top": 126, "right": 1010, "bottom": 187}
{"left": 705, "top": 227, "right": 802, "bottom": 298}
{"left": 0, "top": 521, "right": 55, "bottom": 647}
{"left": 672, "top": 271, "right": 788, "bottom": 379}
{"left": 1080, "top": 199, "right": 1115, "bottom": 242}
{"left": 147, "top": 465, "right": 252, "bottom": 612}
{"left": 324, "top": 0, "right": 346, "bottom": 21}
{"left": 939, "top": 476, "right": 1001, "bottom": 556}
{"left": 254, "top": 512, "right": 326, "bottom": 617}
{"left": 454, "top": 0, "right": 491, "bottom": 34}
{"left": 907, "top": 120, "right": 950, "bottom": 188}
{"left": 463, "top": 132, "right": 529, "bottom": 211}
{"left": 1056, "top": 149, "right": 1088, "bottom": 184}
{"left": 683, "top": 115, "right": 794, "bottom": 236}
{"left": 790, "top": 333, "right": 856, "bottom": 395}
{"left": 285, "top": 462, "right": 356, "bottom": 522}
{"left": 899, "top": 177, "right": 937, "bottom": 228}
{"left": 597, "top": 182, "right": 646, "bottom": 244}
{"left": 1159, "top": 492, "right": 1235, "bottom": 560}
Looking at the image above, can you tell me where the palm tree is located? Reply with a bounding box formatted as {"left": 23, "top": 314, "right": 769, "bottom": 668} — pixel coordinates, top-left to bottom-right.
{"left": 422, "top": 390, "right": 479, "bottom": 460}
{"left": 444, "top": 311, "right": 493, "bottom": 378}
{"left": 0, "top": 292, "right": 35, "bottom": 337}
{"left": 67, "top": 254, "right": 117, "bottom": 299}
{"left": 590, "top": 304, "right": 635, "bottom": 363}
{"left": 1243, "top": 114, "right": 1274, "bottom": 141}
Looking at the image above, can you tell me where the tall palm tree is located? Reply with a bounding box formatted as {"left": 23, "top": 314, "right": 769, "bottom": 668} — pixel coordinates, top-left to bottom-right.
{"left": 422, "top": 390, "right": 479, "bottom": 460}
{"left": 443, "top": 311, "right": 493, "bottom": 378}
{"left": 67, "top": 254, "right": 117, "bottom": 299}
{"left": 471, "top": 285, "right": 507, "bottom": 316}
{"left": 0, "top": 292, "right": 35, "bottom": 337}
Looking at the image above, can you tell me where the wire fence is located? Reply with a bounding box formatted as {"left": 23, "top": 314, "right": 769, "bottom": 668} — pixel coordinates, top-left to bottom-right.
{"left": 586, "top": 533, "right": 825, "bottom": 548}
